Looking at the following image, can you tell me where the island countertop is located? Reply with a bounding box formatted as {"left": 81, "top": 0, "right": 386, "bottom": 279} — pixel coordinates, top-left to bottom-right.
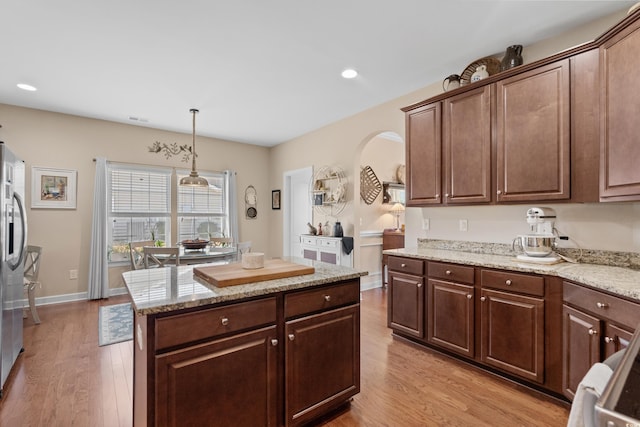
{"left": 122, "top": 257, "right": 368, "bottom": 316}
{"left": 384, "top": 247, "right": 640, "bottom": 301}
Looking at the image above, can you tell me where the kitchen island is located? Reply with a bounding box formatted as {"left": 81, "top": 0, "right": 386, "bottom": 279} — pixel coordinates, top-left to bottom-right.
{"left": 122, "top": 258, "right": 368, "bottom": 427}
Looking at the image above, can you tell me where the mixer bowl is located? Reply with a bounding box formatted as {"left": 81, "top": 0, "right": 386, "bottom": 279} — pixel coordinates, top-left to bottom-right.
{"left": 513, "top": 235, "right": 556, "bottom": 257}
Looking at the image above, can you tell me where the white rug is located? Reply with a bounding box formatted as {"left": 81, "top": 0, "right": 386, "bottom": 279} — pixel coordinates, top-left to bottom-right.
{"left": 98, "top": 303, "right": 133, "bottom": 346}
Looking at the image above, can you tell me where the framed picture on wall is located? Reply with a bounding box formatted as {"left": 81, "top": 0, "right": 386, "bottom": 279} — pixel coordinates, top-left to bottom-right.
{"left": 313, "top": 193, "right": 324, "bottom": 206}
{"left": 31, "top": 167, "right": 77, "bottom": 209}
{"left": 272, "top": 189, "right": 281, "bottom": 210}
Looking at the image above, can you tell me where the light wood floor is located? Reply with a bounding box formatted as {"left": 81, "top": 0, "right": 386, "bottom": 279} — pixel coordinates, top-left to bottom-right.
{"left": 0, "top": 288, "right": 570, "bottom": 426}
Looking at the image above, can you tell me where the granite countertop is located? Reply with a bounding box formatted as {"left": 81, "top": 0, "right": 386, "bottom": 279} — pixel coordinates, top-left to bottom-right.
{"left": 122, "top": 257, "right": 368, "bottom": 316}
{"left": 384, "top": 247, "right": 640, "bottom": 302}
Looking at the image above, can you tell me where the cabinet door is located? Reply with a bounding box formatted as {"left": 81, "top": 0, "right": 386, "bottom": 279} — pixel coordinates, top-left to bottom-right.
{"left": 442, "top": 85, "right": 492, "bottom": 204}
{"left": 388, "top": 271, "right": 425, "bottom": 338}
{"left": 427, "top": 279, "right": 474, "bottom": 357}
{"left": 600, "top": 19, "right": 640, "bottom": 200}
{"left": 405, "top": 102, "right": 442, "bottom": 205}
{"left": 603, "top": 323, "right": 634, "bottom": 359}
{"left": 155, "top": 326, "right": 278, "bottom": 427}
{"left": 496, "top": 59, "right": 570, "bottom": 202}
{"left": 285, "top": 305, "right": 360, "bottom": 427}
{"left": 481, "top": 289, "right": 545, "bottom": 383}
{"left": 302, "top": 247, "right": 318, "bottom": 261}
{"left": 562, "top": 305, "right": 601, "bottom": 400}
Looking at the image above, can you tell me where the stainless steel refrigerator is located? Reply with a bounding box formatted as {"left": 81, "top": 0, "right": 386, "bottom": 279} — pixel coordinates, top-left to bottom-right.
{"left": 0, "top": 142, "right": 27, "bottom": 397}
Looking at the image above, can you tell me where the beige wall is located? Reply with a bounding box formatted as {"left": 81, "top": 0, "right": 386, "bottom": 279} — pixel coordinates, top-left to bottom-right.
{"left": 1, "top": 105, "right": 270, "bottom": 300}
{"left": 267, "top": 7, "right": 638, "bottom": 267}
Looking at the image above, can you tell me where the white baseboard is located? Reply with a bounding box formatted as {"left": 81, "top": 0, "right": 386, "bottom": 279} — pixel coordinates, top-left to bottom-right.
{"left": 360, "top": 271, "right": 383, "bottom": 291}
{"left": 21, "top": 287, "right": 129, "bottom": 308}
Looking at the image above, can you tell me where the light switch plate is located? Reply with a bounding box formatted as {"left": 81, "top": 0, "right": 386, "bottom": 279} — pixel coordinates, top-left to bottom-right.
{"left": 422, "top": 219, "right": 430, "bottom": 230}
{"left": 459, "top": 219, "right": 468, "bottom": 232}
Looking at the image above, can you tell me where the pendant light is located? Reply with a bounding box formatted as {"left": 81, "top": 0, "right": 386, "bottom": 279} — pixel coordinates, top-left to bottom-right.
{"left": 179, "top": 108, "right": 209, "bottom": 187}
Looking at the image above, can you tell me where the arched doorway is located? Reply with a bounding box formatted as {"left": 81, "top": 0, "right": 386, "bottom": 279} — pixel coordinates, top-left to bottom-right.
{"left": 353, "top": 131, "right": 405, "bottom": 290}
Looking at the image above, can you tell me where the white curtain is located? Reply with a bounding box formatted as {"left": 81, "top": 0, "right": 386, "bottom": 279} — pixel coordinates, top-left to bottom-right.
{"left": 88, "top": 157, "right": 109, "bottom": 299}
{"left": 226, "top": 170, "right": 239, "bottom": 241}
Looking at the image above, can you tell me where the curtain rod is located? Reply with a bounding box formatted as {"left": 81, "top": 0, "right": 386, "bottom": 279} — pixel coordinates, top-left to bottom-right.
{"left": 92, "top": 157, "right": 229, "bottom": 175}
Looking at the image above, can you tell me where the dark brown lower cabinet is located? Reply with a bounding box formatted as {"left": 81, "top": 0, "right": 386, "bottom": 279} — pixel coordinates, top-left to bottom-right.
{"left": 427, "top": 279, "right": 474, "bottom": 357}
{"left": 480, "top": 288, "right": 545, "bottom": 384}
{"left": 562, "top": 305, "right": 601, "bottom": 400}
{"left": 388, "top": 271, "right": 424, "bottom": 338}
{"left": 155, "top": 326, "right": 278, "bottom": 427}
{"left": 285, "top": 305, "right": 360, "bottom": 426}
{"left": 562, "top": 281, "right": 640, "bottom": 399}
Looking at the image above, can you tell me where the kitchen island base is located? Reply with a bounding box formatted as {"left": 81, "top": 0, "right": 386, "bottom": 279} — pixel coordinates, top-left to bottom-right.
{"left": 130, "top": 276, "right": 361, "bottom": 427}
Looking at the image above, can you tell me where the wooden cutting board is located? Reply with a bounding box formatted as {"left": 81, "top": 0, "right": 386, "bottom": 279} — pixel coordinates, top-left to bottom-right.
{"left": 193, "top": 259, "right": 315, "bottom": 287}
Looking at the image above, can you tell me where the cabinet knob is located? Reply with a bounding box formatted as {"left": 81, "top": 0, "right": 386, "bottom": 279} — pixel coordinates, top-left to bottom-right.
{"left": 324, "top": 295, "right": 331, "bottom": 302}
{"left": 604, "top": 336, "right": 614, "bottom": 344}
{"left": 288, "top": 334, "right": 295, "bottom": 341}
{"left": 444, "top": 193, "right": 449, "bottom": 198}
{"left": 221, "top": 317, "right": 229, "bottom": 326}
{"left": 596, "top": 302, "right": 609, "bottom": 309}
{"left": 467, "top": 294, "right": 472, "bottom": 299}
{"left": 401, "top": 263, "right": 406, "bottom": 268}
{"left": 417, "top": 283, "right": 422, "bottom": 288}
{"left": 271, "top": 339, "right": 278, "bottom": 347}
{"left": 497, "top": 190, "right": 502, "bottom": 195}
{"left": 505, "top": 280, "right": 512, "bottom": 286}
{"left": 445, "top": 270, "right": 451, "bottom": 275}
{"left": 435, "top": 194, "right": 440, "bottom": 198}
{"left": 588, "top": 328, "right": 598, "bottom": 336}
{"left": 480, "top": 296, "right": 486, "bottom": 302}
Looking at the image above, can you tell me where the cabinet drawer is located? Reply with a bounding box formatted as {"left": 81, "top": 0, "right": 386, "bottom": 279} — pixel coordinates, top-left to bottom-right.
{"left": 563, "top": 281, "right": 640, "bottom": 329}
{"left": 285, "top": 281, "right": 359, "bottom": 319}
{"left": 301, "top": 236, "right": 317, "bottom": 245}
{"left": 155, "top": 297, "right": 277, "bottom": 350}
{"left": 481, "top": 269, "right": 544, "bottom": 297}
{"left": 388, "top": 256, "right": 424, "bottom": 276}
{"left": 319, "top": 238, "right": 339, "bottom": 248}
{"left": 428, "top": 261, "right": 474, "bottom": 285}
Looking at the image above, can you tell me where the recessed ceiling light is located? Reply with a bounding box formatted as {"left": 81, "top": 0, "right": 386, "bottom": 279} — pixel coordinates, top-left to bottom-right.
{"left": 341, "top": 69, "right": 358, "bottom": 79}
{"left": 17, "top": 83, "right": 37, "bottom": 91}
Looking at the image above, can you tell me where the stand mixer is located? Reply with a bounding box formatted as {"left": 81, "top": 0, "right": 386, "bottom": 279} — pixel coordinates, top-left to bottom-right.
{"left": 513, "top": 207, "right": 562, "bottom": 263}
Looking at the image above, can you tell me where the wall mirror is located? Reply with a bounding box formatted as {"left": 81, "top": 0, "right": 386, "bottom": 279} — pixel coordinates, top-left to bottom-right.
{"left": 382, "top": 182, "right": 405, "bottom": 204}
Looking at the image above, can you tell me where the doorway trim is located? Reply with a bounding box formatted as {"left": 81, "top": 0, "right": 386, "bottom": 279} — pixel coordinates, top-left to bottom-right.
{"left": 283, "top": 166, "right": 313, "bottom": 257}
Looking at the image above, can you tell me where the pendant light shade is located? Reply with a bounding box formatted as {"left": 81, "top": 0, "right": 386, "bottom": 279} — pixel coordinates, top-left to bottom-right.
{"left": 179, "top": 108, "right": 209, "bottom": 187}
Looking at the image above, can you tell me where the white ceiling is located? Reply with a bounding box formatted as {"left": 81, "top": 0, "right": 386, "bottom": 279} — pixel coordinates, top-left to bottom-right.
{"left": 1, "top": 1, "right": 634, "bottom": 147}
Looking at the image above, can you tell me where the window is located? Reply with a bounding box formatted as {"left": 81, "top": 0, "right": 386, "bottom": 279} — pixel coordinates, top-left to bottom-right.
{"left": 106, "top": 163, "right": 233, "bottom": 264}
{"left": 177, "top": 170, "right": 228, "bottom": 242}
{"left": 108, "top": 164, "right": 172, "bottom": 262}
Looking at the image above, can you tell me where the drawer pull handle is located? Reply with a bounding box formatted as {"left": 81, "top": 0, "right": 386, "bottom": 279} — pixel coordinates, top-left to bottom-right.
{"left": 401, "top": 263, "right": 406, "bottom": 268}
{"left": 324, "top": 295, "right": 331, "bottom": 302}
{"left": 505, "top": 280, "right": 512, "bottom": 286}
{"left": 288, "top": 334, "right": 295, "bottom": 341}
{"left": 480, "top": 296, "right": 486, "bottom": 302}
{"left": 588, "top": 328, "right": 598, "bottom": 336}
{"left": 271, "top": 339, "right": 278, "bottom": 347}
{"left": 467, "top": 294, "right": 472, "bottom": 299}
{"left": 221, "top": 317, "right": 229, "bottom": 326}
{"left": 604, "top": 336, "right": 614, "bottom": 344}
{"left": 445, "top": 270, "right": 451, "bottom": 275}
{"left": 596, "top": 302, "right": 609, "bottom": 309}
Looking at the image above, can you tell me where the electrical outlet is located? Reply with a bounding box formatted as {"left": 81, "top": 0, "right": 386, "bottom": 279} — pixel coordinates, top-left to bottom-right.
{"left": 422, "top": 218, "right": 430, "bottom": 230}
{"left": 69, "top": 269, "right": 78, "bottom": 280}
{"left": 459, "top": 219, "right": 468, "bottom": 232}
